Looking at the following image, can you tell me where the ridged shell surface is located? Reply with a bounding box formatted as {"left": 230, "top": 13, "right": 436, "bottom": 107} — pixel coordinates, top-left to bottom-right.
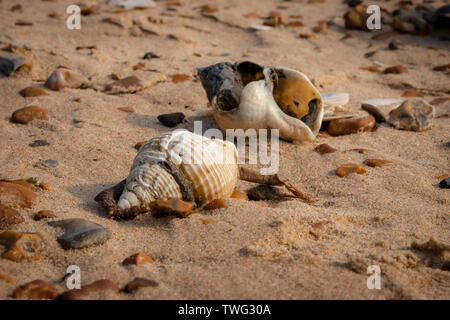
{"left": 118, "top": 130, "right": 238, "bottom": 210}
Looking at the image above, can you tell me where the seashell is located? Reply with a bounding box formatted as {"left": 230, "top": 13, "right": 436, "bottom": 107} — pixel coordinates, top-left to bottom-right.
{"left": 197, "top": 61, "right": 324, "bottom": 142}
{"left": 95, "top": 130, "right": 239, "bottom": 219}
{"left": 322, "top": 93, "right": 350, "bottom": 107}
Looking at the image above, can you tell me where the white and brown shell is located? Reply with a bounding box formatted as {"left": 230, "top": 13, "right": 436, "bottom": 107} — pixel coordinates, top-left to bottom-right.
{"left": 95, "top": 130, "right": 238, "bottom": 219}
{"left": 197, "top": 61, "right": 324, "bottom": 142}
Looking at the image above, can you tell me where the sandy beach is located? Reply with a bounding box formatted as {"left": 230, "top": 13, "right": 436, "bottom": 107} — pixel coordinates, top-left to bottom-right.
{"left": 0, "top": 0, "right": 449, "bottom": 300}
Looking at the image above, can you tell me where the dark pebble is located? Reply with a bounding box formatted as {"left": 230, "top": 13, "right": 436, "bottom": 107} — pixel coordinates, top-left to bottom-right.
{"left": 29, "top": 140, "right": 50, "bottom": 147}
{"left": 439, "top": 177, "right": 450, "bottom": 189}
{"left": 157, "top": 112, "right": 185, "bottom": 127}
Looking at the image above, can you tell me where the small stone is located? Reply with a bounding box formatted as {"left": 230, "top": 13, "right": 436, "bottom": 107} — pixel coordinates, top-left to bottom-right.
{"left": 35, "top": 159, "right": 58, "bottom": 168}
{"left": 203, "top": 199, "right": 227, "bottom": 210}
{"left": 15, "top": 21, "right": 34, "bottom": 26}
{"left": 48, "top": 218, "right": 110, "bottom": 250}
{"left": 263, "top": 16, "right": 284, "bottom": 27}
{"left": 364, "top": 159, "right": 396, "bottom": 167}
{"left": 327, "top": 115, "right": 376, "bottom": 136}
{"left": 402, "top": 90, "right": 422, "bottom": 97}
{"left": 439, "top": 178, "right": 450, "bottom": 189}
{"left": 299, "top": 33, "right": 318, "bottom": 39}
{"left": 142, "top": 52, "right": 160, "bottom": 60}
{"left": 11, "top": 106, "right": 48, "bottom": 124}
{"left": 29, "top": 140, "right": 50, "bottom": 147}
{"left": 230, "top": 190, "right": 248, "bottom": 200}
{"left": 0, "top": 231, "right": 42, "bottom": 262}
{"left": 38, "top": 183, "right": 51, "bottom": 191}
{"left": 157, "top": 112, "right": 185, "bottom": 127}
{"left": 200, "top": 5, "right": 218, "bottom": 14}
{"left": 313, "top": 21, "right": 328, "bottom": 33}
{"left": 392, "top": 9, "right": 431, "bottom": 34}
{"left": 0, "top": 204, "right": 24, "bottom": 228}
{"left": 0, "top": 274, "right": 13, "bottom": 285}
{"left": 202, "top": 219, "right": 213, "bottom": 225}
{"left": 361, "top": 103, "right": 387, "bottom": 122}
{"left": 193, "top": 52, "right": 201, "bottom": 57}
{"left": 167, "top": 0, "right": 184, "bottom": 7}
{"left": 134, "top": 141, "right": 146, "bottom": 150}
{"left": 118, "top": 106, "right": 135, "bottom": 113}
{"left": 171, "top": 74, "right": 190, "bottom": 83}
{"left": 149, "top": 199, "right": 193, "bottom": 218}
{"left": 388, "top": 99, "right": 434, "bottom": 131}
{"left": 388, "top": 40, "right": 404, "bottom": 50}
{"left": 344, "top": 148, "right": 373, "bottom": 154}
{"left": 336, "top": 164, "right": 366, "bottom": 177}
{"left": 110, "top": 72, "right": 120, "bottom": 80}
{"left": 122, "top": 252, "right": 153, "bottom": 266}
{"left": 10, "top": 4, "right": 23, "bottom": 12}
{"left": 383, "top": 65, "right": 408, "bottom": 74}
{"left": 244, "top": 12, "right": 261, "bottom": 19}
{"left": 285, "top": 21, "right": 305, "bottom": 27}
{"left": 360, "top": 66, "right": 380, "bottom": 73}
{"left": 0, "top": 53, "right": 33, "bottom": 77}
{"left": 44, "top": 67, "right": 84, "bottom": 91}
{"left": 314, "top": 143, "right": 338, "bottom": 155}
{"left": 132, "top": 62, "right": 146, "bottom": 70}
{"left": 33, "top": 210, "right": 56, "bottom": 221}
{"left": 0, "top": 180, "right": 37, "bottom": 208}
{"left": 344, "top": 5, "right": 370, "bottom": 31}
{"left": 12, "top": 280, "right": 58, "bottom": 300}
{"left": 123, "top": 277, "right": 158, "bottom": 293}
{"left": 58, "top": 279, "right": 119, "bottom": 300}
{"left": 20, "top": 86, "right": 49, "bottom": 97}
{"left": 433, "top": 64, "right": 450, "bottom": 72}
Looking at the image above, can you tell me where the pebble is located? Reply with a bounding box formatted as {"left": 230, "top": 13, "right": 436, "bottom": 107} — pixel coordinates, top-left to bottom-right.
{"left": 200, "top": 4, "right": 218, "bottom": 14}
{"left": 35, "top": 159, "right": 58, "bottom": 168}
{"left": 29, "top": 139, "right": 50, "bottom": 147}
{"left": 388, "top": 99, "right": 434, "bottom": 131}
{"left": 314, "top": 143, "right": 338, "bottom": 155}
{"left": 45, "top": 67, "right": 84, "bottom": 91}
{"left": 327, "top": 115, "right": 375, "bottom": 136}
{"left": 0, "top": 204, "right": 24, "bottom": 228}
{"left": 402, "top": 90, "right": 422, "bottom": 97}
{"left": 336, "top": 164, "right": 366, "bottom": 177}
{"left": 344, "top": 5, "right": 370, "bottom": 31}
{"left": 134, "top": 141, "right": 146, "bottom": 150}
{"left": 285, "top": 21, "right": 305, "bottom": 27}
{"left": 388, "top": 40, "right": 404, "bottom": 50}
{"left": 299, "top": 33, "right": 318, "bottom": 39}
{"left": 313, "top": 21, "right": 328, "bottom": 33}
{"left": 203, "top": 199, "right": 227, "bottom": 210}
{"left": 122, "top": 252, "right": 153, "bottom": 266}
{"left": 11, "top": 106, "right": 48, "bottom": 124}
{"left": 361, "top": 104, "right": 387, "bottom": 123}
{"left": 171, "top": 74, "right": 190, "bottom": 83}
{"left": 0, "top": 231, "right": 42, "bottom": 262}
{"left": 0, "top": 53, "right": 33, "bottom": 77}
{"left": 12, "top": 280, "right": 59, "bottom": 300}
{"left": 383, "top": 65, "right": 408, "bottom": 74}
{"left": 58, "top": 279, "right": 119, "bottom": 300}
{"left": 244, "top": 12, "right": 261, "bottom": 19}
{"left": 392, "top": 9, "right": 431, "bottom": 34}
{"left": 149, "top": 199, "right": 193, "bottom": 218}
{"left": 364, "top": 159, "right": 396, "bottom": 167}
{"left": 0, "top": 180, "right": 37, "bottom": 208}
{"left": 20, "top": 86, "right": 49, "bottom": 97}
{"left": 439, "top": 178, "right": 450, "bottom": 189}
{"left": 38, "top": 182, "right": 51, "bottom": 191}
{"left": 230, "top": 190, "right": 248, "bottom": 200}
{"left": 157, "top": 112, "right": 185, "bottom": 127}
{"left": 123, "top": 277, "right": 158, "bottom": 293}
{"left": 48, "top": 218, "right": 110, "bottom": 250}
{"left": 117, "top": 106, "right": 135, "bottom": 113}
{"left": 142, "top": 52, "right": 160, "bottom": 60}
{"left": 202, "top": 219, "right": 213, "bottom": 225}
{"left": 0, "top": 274, "right": 13, "bottom": 284}
{"left": 33, "top": 210, "right": 56, "bottom": 221}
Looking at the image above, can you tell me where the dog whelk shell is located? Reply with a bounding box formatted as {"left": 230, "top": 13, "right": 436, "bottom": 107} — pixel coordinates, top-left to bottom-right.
{"left": 95, "top": 130, "right": 239, "bottom": 220}
{"left": 197, "top": 61, "right": 324, "bottom": 142}
{"left": 96, "top": 130, "right": 313, "bottom": 219}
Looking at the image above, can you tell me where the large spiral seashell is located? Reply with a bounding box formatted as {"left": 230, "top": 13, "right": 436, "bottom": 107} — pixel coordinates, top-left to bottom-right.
{"left": 96, "top": 130, "right": 239, "bottom": 219}
{"left": 197, "top": 61, "right": 324, "bottom": 142}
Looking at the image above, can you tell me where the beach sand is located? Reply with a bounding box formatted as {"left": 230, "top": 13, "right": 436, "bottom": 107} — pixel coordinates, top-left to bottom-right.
{"left": 0, "top": 0, "right": 449, "bottom": 299}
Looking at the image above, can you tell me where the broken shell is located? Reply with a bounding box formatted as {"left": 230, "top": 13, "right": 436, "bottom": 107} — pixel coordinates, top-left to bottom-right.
{"left": 95, "top": 130, "right": 239, "bottom": 220}
{"left": 197, "top": 61, "right": 324, "bottom": 142}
